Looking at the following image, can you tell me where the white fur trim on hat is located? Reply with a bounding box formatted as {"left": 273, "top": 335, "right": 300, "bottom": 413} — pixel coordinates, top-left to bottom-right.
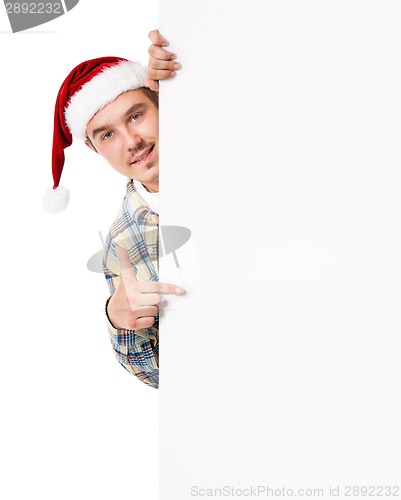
{"left": 64, "top": 60, "right": 148, "bottom": 140}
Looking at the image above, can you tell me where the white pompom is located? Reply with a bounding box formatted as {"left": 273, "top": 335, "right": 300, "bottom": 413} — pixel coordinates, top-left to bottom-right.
{"left": 42, "top": 185, "right": 70, "bottom": 214}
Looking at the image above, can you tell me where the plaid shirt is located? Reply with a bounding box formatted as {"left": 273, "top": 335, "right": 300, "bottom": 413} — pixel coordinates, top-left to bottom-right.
{"left": 103, "top": 179, "right": 159, "bottom": 389}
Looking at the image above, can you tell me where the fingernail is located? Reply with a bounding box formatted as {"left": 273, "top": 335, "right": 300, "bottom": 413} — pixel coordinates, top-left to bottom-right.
{"left": 175, "top": 287, "right": 184, "bottom": 294}
{"left": 173, "top": 62, "right": 181, "bottom": 70}
{"left": 171, "top": 71, "right": 177, "bottom": 77}
{"left": 170, "top": 53, "right": 176, "bottom": 60}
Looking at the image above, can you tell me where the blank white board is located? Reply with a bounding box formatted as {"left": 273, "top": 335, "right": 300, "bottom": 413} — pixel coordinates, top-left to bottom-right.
{"left": 159, "top": 0, "right": 401, "bottom": 498}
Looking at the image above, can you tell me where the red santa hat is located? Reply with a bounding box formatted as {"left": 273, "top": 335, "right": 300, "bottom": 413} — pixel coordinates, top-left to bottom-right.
{"left": 43, "top": 56, "right": 148, "bottom": 213}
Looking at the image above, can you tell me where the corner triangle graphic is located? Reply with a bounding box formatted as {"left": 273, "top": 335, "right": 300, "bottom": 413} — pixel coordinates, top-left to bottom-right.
{"left": 4, "top": 0, "right": 80, "bottom": 33}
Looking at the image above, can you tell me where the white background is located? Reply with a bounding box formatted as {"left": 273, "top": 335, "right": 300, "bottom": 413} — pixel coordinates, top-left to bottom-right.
{"left": 159, "top": 0, "right": 401, "bottom": 498}
{"left": 0, "top": 2, "right": 160, "bottom": 499}
{"left": 2, "top": 1, "right": 401, "bottom": 500}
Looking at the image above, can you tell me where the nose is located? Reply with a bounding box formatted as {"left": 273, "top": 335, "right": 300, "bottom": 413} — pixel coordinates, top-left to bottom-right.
{"left": 122, "top": 126, "right": 142, "bottom": 151}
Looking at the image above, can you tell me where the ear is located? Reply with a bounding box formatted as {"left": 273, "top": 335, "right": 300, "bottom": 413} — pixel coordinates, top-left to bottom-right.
{"left": 85, "top": 138, "right": 99, "bottom": 154}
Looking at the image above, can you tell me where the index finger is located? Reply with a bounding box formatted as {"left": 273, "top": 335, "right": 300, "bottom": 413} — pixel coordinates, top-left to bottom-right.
{"left": 114, "top": 246, "right": 137, "bottom": 281}
{"left": 148, "top": 29, "right": 168, "bottom": 47}
{"left": 141, "top": 281, "right": 184, "bottom": 295}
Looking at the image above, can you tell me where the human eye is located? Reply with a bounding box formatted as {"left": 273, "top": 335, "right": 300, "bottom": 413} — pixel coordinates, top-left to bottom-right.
{"left": 101, "top": 131, "right": 113, "bottom": 141}
{"left": 130, "top": 113, "right": 141, "bottom": 122}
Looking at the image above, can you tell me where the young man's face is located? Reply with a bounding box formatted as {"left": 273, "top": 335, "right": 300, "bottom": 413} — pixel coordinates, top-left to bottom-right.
{"left": 85, "top": 88, "right": 159, "bottom": 192}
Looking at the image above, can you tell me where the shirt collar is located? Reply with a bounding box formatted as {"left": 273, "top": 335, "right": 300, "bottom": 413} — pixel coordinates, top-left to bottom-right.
{"left": 125, "top": 179, "right": 159, "bottom": 222}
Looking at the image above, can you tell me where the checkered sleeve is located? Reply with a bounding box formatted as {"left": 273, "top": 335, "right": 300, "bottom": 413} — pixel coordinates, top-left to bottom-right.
{"left": 105, "top": 305, "right": 159, "bottom": 389}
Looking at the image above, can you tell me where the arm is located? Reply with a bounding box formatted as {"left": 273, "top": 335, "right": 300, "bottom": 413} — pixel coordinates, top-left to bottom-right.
{"left": 103, "top": 242, "right": 182, "bottom": 389}
{"left": 103, "top": 245, "right": 160, "bottom": 389}
{"left": 105, "top": 292, "right": 160, "bottom": 389}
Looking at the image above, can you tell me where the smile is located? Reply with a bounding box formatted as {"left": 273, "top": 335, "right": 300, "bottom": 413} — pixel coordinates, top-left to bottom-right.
{"left": 131, "top": 145, "right": 155, "bottom": 164}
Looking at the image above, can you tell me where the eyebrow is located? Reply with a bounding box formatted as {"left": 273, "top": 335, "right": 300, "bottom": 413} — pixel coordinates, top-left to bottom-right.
{"left": 91, "top": 103, "right": 146, "bottom": 140}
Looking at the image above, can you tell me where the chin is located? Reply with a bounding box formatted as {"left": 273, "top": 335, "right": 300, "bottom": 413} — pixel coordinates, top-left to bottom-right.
{"left": 145, "top": 163, "right": 159, "bottom": 175}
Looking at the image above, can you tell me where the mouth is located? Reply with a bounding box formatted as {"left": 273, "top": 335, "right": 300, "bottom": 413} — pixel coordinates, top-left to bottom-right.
{"left": 130, "top": 145, "right": 155, "bottom": 164}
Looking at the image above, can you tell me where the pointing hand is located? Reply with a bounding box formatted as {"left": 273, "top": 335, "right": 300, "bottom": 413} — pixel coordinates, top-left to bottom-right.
{"left": 107, "top": 246, "right": 184, "bottom": 330}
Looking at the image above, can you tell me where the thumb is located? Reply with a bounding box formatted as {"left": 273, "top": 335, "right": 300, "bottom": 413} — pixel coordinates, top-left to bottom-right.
{"left": 144, "top": 78, "right": 159, "bottom": 91}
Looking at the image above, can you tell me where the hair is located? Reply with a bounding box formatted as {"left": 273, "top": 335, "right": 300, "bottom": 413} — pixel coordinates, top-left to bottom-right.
{"left": 139, "top": 86, "right": 159, "bottom": 108}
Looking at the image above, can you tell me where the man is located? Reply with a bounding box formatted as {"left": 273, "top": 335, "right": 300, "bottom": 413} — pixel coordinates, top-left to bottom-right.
{"left": 44, "top": 31, "right": 182, "bottom": 389}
